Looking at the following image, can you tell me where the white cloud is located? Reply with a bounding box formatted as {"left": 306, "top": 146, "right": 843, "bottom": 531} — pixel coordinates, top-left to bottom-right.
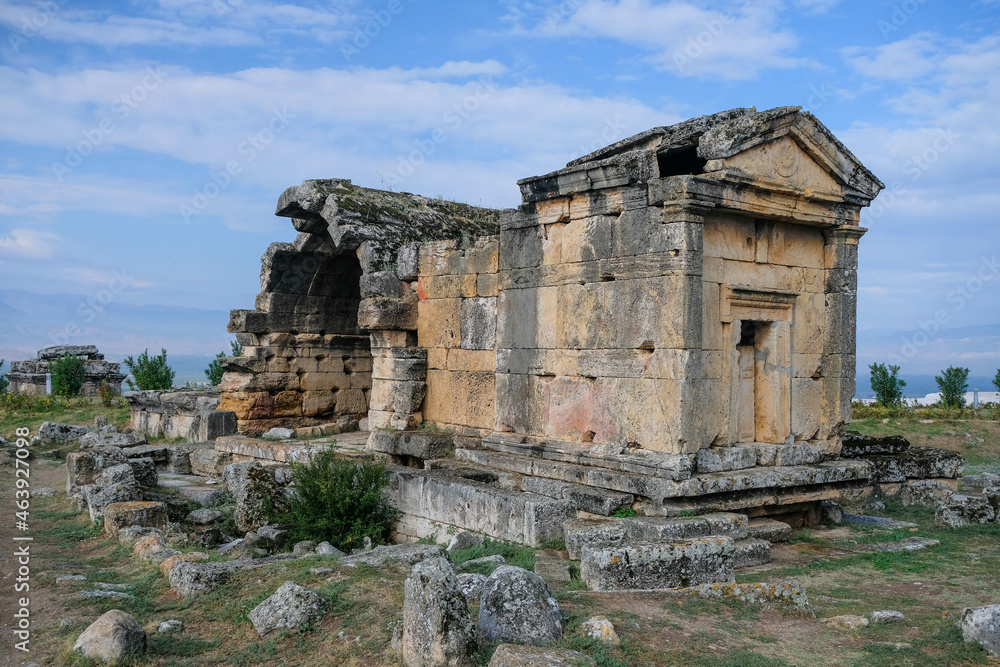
{"left": 506, "top": 0, "right": 811, "bottom": 80}
{"left": 0, "top": 228, "right": 59, "bottom": 258}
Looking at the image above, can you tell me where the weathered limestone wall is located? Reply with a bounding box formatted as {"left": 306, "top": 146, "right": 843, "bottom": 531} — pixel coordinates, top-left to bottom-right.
{"left": 494, "top": 184, "right": 703, "bottom": 453}
{"left": 127, "top": 390, "right": 237, "bottom": 441}
{"left": 418, "top": 237, "right": 499, "bottom": 433}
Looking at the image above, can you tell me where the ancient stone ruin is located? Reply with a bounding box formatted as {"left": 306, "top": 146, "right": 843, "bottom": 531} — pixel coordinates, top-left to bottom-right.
{"left": 5, "top": 345, "right": 126, "bottom": 396}
{"left": 214, "top": 106, "right": 965, "bottom": 588}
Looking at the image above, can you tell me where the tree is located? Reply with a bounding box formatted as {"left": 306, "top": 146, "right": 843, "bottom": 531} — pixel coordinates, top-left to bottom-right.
{"left": 869, "top": 362, "right": 906, "bottom": 407}
{"left": 123, "top": 348, "right": 175, "bottom": 391}
{"left": 993, "top": 369, "right": 1000, "bottom": 394}
{"left": 0, "top": 359, "right": 8, "bottom": 395}
{"left": 51, "top": 354, "right": 86, "bottom": 396}
{"left": 935, "top": 366, "right": 970, "bottom": 408}
{"left": 204, "top": 340, "right": 243, "bottom": 386}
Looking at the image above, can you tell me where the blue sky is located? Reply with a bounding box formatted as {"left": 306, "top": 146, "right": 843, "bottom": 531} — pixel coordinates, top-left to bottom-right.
{"left": 0, "top": 0, "right": 999, "bottom": 377}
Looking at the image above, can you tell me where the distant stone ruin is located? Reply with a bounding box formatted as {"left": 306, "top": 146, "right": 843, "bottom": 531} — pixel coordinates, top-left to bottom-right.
{"left": 5, "top": 345, "right": 126, "bottom": 396}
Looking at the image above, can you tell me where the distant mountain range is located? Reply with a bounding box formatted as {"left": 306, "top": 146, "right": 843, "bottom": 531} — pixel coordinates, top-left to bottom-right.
{"left": 2, "top": 288, "right": 998, "bottom": 393}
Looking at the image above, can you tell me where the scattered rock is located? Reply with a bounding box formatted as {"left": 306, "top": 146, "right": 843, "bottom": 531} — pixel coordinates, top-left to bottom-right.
{"left": 73, "top": 610, "right": 146, "bottom": 662}
{"left": 248, "top": 581, "right": 325, "bottom": 637}
{"left": 479, "top": 566, "right": 562, "bottom": 646}
{"left": 842, "top": 513, "right": 917, "bottom": 530}
{"left": 822, "top": 615, "right": 869, "bottom": 630}
{"left": 447, "top": 531, "right": 484, "bottom": 552}
{"left": 190, "top": 448, "right": 232, "bottom": 477}
{"left": 142, "top": 492, "right": 192, "bottom": 522}
{"left": 257, "top": 524, "right": 292, "bottom": 550}
{"left": 118, "top": 526, "right": 162, "bottom": 546}
{"left": 310, "top": 567, "right": 334, "bottom": 577}
{"left": 38, "top": 422, "right": 89, "bottom": 446}
{"left": 460, "top": 555, "right": 505, "bottom": 571}
{"left": 80, "top": 431, "right": 147, "bottom": 450}
{"left": 935, "top": 495, "right": 995, "bottom": 528}
{"left": 900, "top": 479, "right": 956, "bottom": 506}
{"left": 169, "top": 560, "right": 245, "bottom": 597}
{"left": 80, "top": 590, "right": 134, "bottom": 601}
{"left": 871, "top": 610, "right": 905, "bottom": 624}
{"left": 488, "top": 645, "right": 597, "bottom": 667}
{"left": 339, "top": 543, "right": 445, "bottom": 569}
{"left": 292, "top": 540, "right": 316, "bottom": 556}
{"left": 457, "top": 573, "right": 487, "bottom": 603}
{"left": 581, "top": 616, "right": 620, "bottom": 645}
{"left": 401, "top": 557, "right": 477, "bottom": 667}
{"left": 132, "top": 534, "right": 180, "bottom": 564}
{"left": 316, "top": 541, "right": 345, "bottom": 557}
{"left": 159, "top": 552, "right": 209, "bottom": 578}
{"left": 859, "top": 537, "right": 940, "bottom": 553}
{"left": 820, "top": 501, "right": 844, "bottom": 524}
{"left": 157, "top": 620, "right": 184, "bottom": 634}
{"left": 965, "top": 473, "right": 1000, "bottom": 488}
{"left": 61, "top": 619, "right": 74, "bottom": 628}
{"left": 31, "top": 487, "right": 55, "bottom": 498}
{"left": 983, "top": 486, "right": 1000, "bottom": 515}
{"left": 185, "top": 509, "right": 224, "bottom": 525}
{"left": 93, "top": 582, "right": 130, "bottom": 591}
{"left": 960, "top": 604, "right": 1000, "bottom": 657}
{"left": 232, "top": 463, "right": 288, "bottom": 533}
{"left": 57, "top": 575, "right": 87, "bottom": 583}
{"left": 263, "top": 427, "right": 296, "bottom": 440}
{"left": 83, "top": 463, "right": 143, "bottom": 519}
{"left": 218, "top": 539, "right": 257, "bottom": 560}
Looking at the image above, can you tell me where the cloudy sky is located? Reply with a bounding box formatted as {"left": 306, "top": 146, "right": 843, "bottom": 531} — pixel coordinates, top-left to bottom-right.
{"left": 0, "top": 0, "right": 998, "bottom": 378}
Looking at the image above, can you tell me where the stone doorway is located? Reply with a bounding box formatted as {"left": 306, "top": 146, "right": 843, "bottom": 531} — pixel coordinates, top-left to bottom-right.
{"left": 729, "top": 319, "right": 792, "bottom": 446}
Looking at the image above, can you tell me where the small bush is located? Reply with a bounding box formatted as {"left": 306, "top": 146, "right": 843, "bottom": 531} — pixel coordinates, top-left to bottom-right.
{"left": 264, "top": 448, "right": 400, "bottom": 551}
{"left": 124, "top": 348, "right": 175, "bottom": 391}
{"left": 869, "top": 362, "right": 906, "bottom": 407}
{"left": 0, "top": 359, "right": 7, "bottom": 395}
{"left": 96, "top": 380, "right": 117, "bottom": 408}
{"left": 935, "top": 366, "right": 969, "bottom": 408}
{"left": 205, "top": 340, "right": 243, "bottom": 386}
{"left": 51, "top": 354, "right": 86, "bottom": 397}
{"left": 993, "top": 369, "right": 1000, "bottom": 394}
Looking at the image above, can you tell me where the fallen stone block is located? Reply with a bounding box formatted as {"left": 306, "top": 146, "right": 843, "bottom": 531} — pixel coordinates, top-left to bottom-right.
{"left": 823, "top": 615, "right": 869, "bottom": 630}
{"left": 840, "top": 432, "right": 910, "bottom": 457}
{"left": 479, "top": 566, "right": 562, "bottom": 646}
{"left": 457, "top": 572, "right": 487, "bottom": 603}
{"left": 581, "top": 536, "right": 735, "bottom": 591}
{"left": 746, "top": 518, "right": 791, "bottom": 543}
{"left": 686, "top": 581, "right": 810, "bottom": 611}
{"left": 169, "top": 560, "right": 245, "bottom": 597}
{"left": 960, "top": 604, "right": 1000, "bottom": 657}
{"left": 129, "top": 457, "right": 158, "bottom": 489}
{"left": 447, "top": 531, "right": 484, "bottom": 552}
{"left": 248, "top": 581, "right": 325, "bottom": 638}
{"left": 73, "top": 610, "right": 146, "bottom": 663}
{"left": 935, "top": 495, "right": 995, "bottom": 528}
{"left": 871, "top": 610, "right": 905, "bottom": 624}
{"left": 900, "top": 479, "right": 956, "bottom": 506}
{"left": 340, "top": 543, "right": 445, "bottom": 568}
{"left": 864, "top": 446, "right": 964, "bottom": 483}
{"left": 190, "top": 448, "right": 232, "bottom": 477}
{"left": 401, "top": 557, "right": 477, "bottom": 667}
{"left": 581, "top": 616, "right": 620, "bottom": 646}
{"left": 133, "top": 534, "right": 180, "bottom": 564}
{"left": 38, "top": 422, "right": 89, "bottom": 446}
{"left": 66, "top": 448, "right": 129, "bottom": 496}
{"left": 159, "top": 552, "right": 209, "bottom": 578}
{"left": 104, "top": 501, "right": 169, "bottom": 540}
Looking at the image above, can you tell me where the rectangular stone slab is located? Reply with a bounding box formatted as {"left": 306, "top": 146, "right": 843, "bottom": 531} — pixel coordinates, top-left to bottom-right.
{"left": 580, "top": 536, "right": 735, "bottom": 591}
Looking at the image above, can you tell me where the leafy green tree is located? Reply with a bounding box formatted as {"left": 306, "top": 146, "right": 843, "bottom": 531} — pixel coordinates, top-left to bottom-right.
{"left": 0, "top": 359, "right": 8, "bottom": 395}
{"left": 264, "top": 448, "right": 400, "bottom": 551}
{"left": 123, "top": 348, "right": 175, "bottom": 391}
{"left": 935, "top": 366, "right": 970, "bottom": 408}
{"left": 993, "top": 369, "right": 1000, "bottom": 394}
{"left": 869, "top": 362, "right": 906, "bottom": 407}
{"left": 51, "top": 354, "right": 86, "bottom": 396}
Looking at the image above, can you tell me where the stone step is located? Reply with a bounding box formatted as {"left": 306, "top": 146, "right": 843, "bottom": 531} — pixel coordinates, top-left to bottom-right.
{"left": 390, "top": 467, "right": 574, "bottom": 547}
{"left": 580, "top": 536, "right": 735, "bottom": 591}
{"left": 564, "top": 513, "right": 748, "bottom": 560}
{"left": 733, "top": 538, "right": 772, "bottom": 569}
{"left": 747, "top": 517, "right": 792, "bottom": 543}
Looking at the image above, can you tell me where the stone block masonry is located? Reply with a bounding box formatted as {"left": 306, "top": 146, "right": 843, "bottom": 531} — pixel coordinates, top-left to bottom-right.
{"left": 5, "top": 345, "right": 126, "bottom": 396}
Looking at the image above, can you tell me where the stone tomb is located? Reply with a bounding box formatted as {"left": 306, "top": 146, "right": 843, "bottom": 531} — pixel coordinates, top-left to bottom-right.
{"left": 5, "top": 345, "right": 126, "bottom": 396}
{"left": 219, "top": 107, "right": 960, "bottom": 550}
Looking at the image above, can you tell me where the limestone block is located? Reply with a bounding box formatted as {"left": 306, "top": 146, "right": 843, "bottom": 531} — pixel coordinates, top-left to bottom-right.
{"left": 368, "top": 430, "right": 455, "bottom": 460}
{"left": 696, "top": 446, "right": 757, "bottom": 473}
{"left": 425, "top": 370, "right": 494, "bottom": 430}
{"left": 369, "top": 379, "right": 426, "bottom": 414}
{"left": 564, "top": 519, "right": 627, "bottom": 560}
{"left": 272, "top": 391, "right": 303, "bottom": 418}
{"left": 419, "top": 273, "right": 478, "bottom": 299}
{"left": 460, "top": 297, "right": 497, "bottom": 350}
{"left": 703, "top": 213, "right": 756, "bottom": 262}
{"left": 358, "top": 296, "right": 418, "bottom": 331}
{"left": 302, "top": 391, "right": 338, "bottom": 416}
{"left": 746, "top": 518, "right": 791, "bottom": 543}
{"left": 417, "top": 298, "right": 462, "bottom": 349}
{"left": 580, "top": 537, "right": 735, "bottom": 591}
{"left": 446, "top": 349, "right": 495, "bottom": 372}
{"left": 401, "top": 557, "right": 477, "bottom": 667}
{"left": 337, "top": 388, "right": 369, "bottom": 414}
{"left": 361, "top": 270, "right": 407, "bottom": 298}
{"left": 960, "top": 604, "right": 1000, "bottom": 658}
{"left": 499, "top": 226, "right": 544, "bottom": 271}
{"left": 488, "top": 645, "right": 596, "bottom": 667}
{"left": 478, "top": 566, "right": 562, "bottom": 645}
{"left": 733, "top": 538, "right": 771, "bottom": 568}
{"left": 751, "top": 442, "right": 823, "bottom": 467}
{"left": 477, "top": 273, "right": 499, "bottom": 297}
{"left": 368, "top": 410, "right": 393, "bottom": 429}
{"left": 372, "top": 356, "right": 428, "bottom": 381}
{"left": 103, "top": 501, "right": 169, "bottom": 540}
{"left": 73, "top": 610, "right": 146, "bottom": 663}
{"left": 864, "top": 447, "right": 965, "bottom": 483}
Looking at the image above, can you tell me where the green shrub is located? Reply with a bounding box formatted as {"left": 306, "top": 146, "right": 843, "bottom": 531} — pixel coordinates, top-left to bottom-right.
{"left": 264, "top": 448, "right": 400, "bottom": 551}
{"left": 0, "top": 359, "right": 8, "bottom": 395}
{"left": 96, "top": 380, "right": 117, "bottom": 408}
{"left": 993, "top": 369, "right": 1000, "bottom": 394}
{"left": 124, "top": 348, "right": 175, "bottom": 391}
{"left": 935, "top": 366, "right": 970, "bottom": 408}
{"left": 51, "top": 354, "right": 86, "bottom": 397}
{"left": 869, "top": 362, "right": 906, "bottom": 407}
{"left": 205, "top": 340, "right": 243, "bottom": 386}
